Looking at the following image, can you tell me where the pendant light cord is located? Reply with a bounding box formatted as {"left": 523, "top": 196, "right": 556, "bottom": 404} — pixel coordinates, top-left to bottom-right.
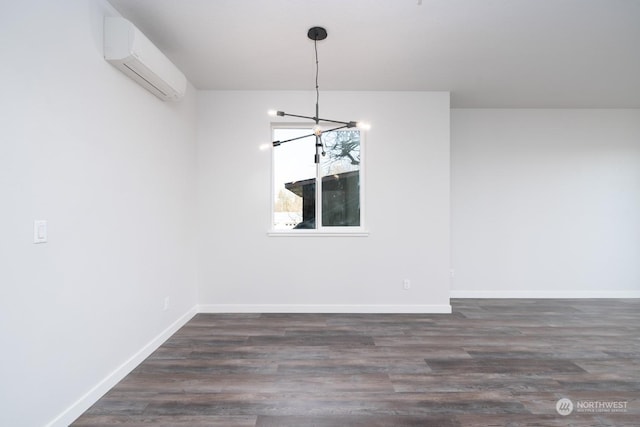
{"left": 315, "top": 38, "right": 320, "bottom": 122}
{"left": 314, "top": 37, "right": 326, "bottom": 156}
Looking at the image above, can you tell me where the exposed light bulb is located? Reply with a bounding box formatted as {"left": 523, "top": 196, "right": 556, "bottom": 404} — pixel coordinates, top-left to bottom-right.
{"left": 259, "top": 143, "right": 271, "bottom": 151}
{"left": 313, "top": 125, "right": 323, "bottom": 136}
{"left": 356, "top": 122, "right": 371, "bottom": 131}
{"left": 267, "top": 109, "right": 277, "bottom": 117}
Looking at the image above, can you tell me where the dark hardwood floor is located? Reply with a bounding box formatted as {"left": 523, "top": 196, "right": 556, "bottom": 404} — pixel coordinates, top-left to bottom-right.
{"left": 73, "top": 299, "right": 640, "bottom": 426}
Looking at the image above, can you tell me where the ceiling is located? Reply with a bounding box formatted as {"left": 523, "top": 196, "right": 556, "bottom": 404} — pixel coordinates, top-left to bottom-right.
{"left": 107, "top": 0, "right": 640, "bottom": 108}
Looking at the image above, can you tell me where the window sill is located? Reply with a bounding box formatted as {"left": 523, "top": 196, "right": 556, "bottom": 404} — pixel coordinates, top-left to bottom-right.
{"left": 267, "top": 230, "right": 370, "bottom": 237}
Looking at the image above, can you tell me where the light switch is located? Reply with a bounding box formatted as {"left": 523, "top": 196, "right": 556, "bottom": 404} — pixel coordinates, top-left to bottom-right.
{"left": 34, "top": 220, "right": 47, "bottom": 244}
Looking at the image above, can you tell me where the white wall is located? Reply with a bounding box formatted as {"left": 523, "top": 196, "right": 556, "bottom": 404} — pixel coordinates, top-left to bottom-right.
{"left": 197, "top": 91, "right": 451, "bottom": 312}
{"left": 451, "top": 109, "right": 640, "bottom": 297}
{"left": 0, "top": 1, "right": 198, "bottom": 426}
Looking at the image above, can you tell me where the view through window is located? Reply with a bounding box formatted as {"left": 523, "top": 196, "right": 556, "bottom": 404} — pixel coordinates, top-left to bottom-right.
{"left": 272, "top": 127, "right": 362, "bottom": 231}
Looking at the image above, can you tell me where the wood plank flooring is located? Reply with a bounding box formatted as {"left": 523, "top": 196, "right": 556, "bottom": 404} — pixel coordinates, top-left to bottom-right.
{"left": 72, "top": 299, "right": 640, "bottom": 426}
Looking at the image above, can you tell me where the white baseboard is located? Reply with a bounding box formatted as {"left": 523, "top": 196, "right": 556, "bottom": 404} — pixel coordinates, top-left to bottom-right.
{"left": 450, "top": 290, "right": 640, "bottom": 299}
{"left": 198, "top": 304, "right": 452, "bottom": 314}
{"left": 47, "top": 306, "right": 198, "bottom": 427}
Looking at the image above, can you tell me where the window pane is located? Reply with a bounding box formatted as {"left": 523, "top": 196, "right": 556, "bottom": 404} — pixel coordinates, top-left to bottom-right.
{"left": 320, "top": 130, "right": 361, "bottom": 227}
{"left": 272, "top": 128, "right": 316, "bottom": 230}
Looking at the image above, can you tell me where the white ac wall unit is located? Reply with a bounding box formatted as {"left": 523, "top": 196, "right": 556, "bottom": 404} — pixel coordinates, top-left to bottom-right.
{"left": 104, "top": 17, "right": 187, "bottom": 101}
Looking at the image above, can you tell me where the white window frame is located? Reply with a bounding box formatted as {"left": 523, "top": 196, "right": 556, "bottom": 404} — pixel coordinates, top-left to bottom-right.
{"left": 268, "top": 123, "right": 368, "bottom": 237}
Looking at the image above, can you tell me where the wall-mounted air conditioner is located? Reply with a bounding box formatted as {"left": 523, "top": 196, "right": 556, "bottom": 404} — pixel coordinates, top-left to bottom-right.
{"left": 104, "top": 16, "right": 187, "bottom": 101}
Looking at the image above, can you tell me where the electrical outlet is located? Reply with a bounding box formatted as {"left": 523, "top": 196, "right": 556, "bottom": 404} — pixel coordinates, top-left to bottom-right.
{"left": 403, "top": 279, "right": 411, "bottom": 290}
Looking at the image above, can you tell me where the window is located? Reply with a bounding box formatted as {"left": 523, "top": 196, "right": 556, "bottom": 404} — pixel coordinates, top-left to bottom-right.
{"left": 272, "top": 126, "right": 364, "bottom": 233}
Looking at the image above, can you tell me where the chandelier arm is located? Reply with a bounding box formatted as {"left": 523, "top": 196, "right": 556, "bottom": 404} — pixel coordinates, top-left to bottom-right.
{"left": 278, "top": 112, "right": 317, "bottom": 121}
{"left": 278, "top": 111, "right": 355, "bottom": 127}
{"left": 316, "top": 118, "right": 357, "bottom": 127}
{"left": 320, "top": 124, "right": 349, "bottom": 133}
{"left": 272, "top": 132, "right": 315, "bottom": 146}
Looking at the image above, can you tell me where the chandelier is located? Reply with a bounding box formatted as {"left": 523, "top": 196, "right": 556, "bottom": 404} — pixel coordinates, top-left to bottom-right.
{"left": 270, "top": 26, "right": 369, "bottom": 164}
